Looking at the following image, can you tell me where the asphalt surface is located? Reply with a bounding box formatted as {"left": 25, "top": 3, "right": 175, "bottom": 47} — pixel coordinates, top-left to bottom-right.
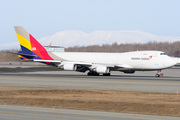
{"left": 0, "top": 105, "right": 179, "bottom": 120}
{"left": 0, "top": 63, "right": 180, "bottom": 119}
{"left": 0, "top": 62, "right": 48, "bottom": 68}
{"left": 0, "top": 68, "right": 180, "bottom": 93}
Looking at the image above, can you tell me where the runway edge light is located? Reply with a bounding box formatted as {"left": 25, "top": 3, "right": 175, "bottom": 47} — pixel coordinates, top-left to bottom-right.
{"left": 4, "top": 101, "right": 6, "bottom": 107}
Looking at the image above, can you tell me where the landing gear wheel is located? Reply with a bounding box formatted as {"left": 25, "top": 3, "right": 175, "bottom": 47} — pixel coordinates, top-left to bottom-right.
{"left": 87, "top": 72, "right": 99, "bottom": 76}
{"left": 103, "top": 73, "right": 111, "bottom": 76}
{"left": 155, "top": 74, "right": 160, "bottom": 77}
{"left": 87, "top": 72, "right": 91, "bottom": 76}
{"left": 155, "top": 70, "right": 162, "bottom": 77}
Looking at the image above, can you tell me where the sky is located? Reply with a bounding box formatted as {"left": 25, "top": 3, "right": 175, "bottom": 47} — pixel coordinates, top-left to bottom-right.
{"left": 1, "top": 0, "right": 180, "bottom": 48}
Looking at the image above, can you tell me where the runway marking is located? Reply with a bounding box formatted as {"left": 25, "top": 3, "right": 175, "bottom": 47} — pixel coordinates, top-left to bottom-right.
{"left": 0, "top": 106, "right": 160, "bottom": 120}
{"left": 0, "top": 111, "right": 102, "bottom": 120}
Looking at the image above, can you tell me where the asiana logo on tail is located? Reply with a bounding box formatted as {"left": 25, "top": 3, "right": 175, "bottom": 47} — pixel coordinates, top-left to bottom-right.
{"left": 131, "top": 55, "right": 153, "bottom": 60}
{"left": 32, "top": 47, "right": 36, "bottom": 51}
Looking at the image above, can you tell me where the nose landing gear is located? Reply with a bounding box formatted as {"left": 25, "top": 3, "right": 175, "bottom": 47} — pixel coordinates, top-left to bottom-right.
{"left": 155, "top": 74, "right": 160, "bottom": 77}
{"left": 155, "top": 70, "right": 163, "bottom": 77}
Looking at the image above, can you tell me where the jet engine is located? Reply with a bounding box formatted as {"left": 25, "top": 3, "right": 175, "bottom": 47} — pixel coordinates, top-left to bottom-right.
{"left": 95, "top": 66, "right": 109, "bottom": 73}
{"left": 63, "top": 64, "right": 77, "bottom": 71}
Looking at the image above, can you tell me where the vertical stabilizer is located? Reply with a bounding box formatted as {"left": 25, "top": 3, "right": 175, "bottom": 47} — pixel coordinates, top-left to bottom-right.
{"left": 14, "top": 26, "right": 32, "bottom": 52}
{"left": 14, "top": 26, "right": 53, "bottom": 60}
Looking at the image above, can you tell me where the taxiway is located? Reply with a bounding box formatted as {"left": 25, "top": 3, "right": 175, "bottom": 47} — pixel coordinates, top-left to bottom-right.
{"left": 0, "top": 105, "right": 179, "bottom": 120}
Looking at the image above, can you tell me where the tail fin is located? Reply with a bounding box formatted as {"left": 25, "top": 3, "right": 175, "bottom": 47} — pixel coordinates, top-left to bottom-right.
{"left": 14, "top": 26, "right": 53, "bottom": 60}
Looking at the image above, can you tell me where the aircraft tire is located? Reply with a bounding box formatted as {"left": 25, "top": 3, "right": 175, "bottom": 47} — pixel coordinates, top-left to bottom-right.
{"left": 103, "top": 73, "right": 111, "bottom": 76}
{"left": 155, "top": 74, "right": 160, "bottom": 77}
{"left": 87, "top": 72, "right": 99, "bottom": 76}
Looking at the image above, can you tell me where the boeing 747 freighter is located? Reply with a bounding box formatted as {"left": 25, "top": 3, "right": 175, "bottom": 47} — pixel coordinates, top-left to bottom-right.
{"left": 13, "top": 26, "right": 176, "bottom": 77}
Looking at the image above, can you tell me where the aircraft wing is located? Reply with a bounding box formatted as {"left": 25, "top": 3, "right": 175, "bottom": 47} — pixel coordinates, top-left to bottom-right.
{"left": 33, "top": 59, "right": 133, "bottom": 72}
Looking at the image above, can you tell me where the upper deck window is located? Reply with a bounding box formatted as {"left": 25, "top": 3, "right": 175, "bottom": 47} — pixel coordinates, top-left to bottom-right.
{"left": 160, "top": 53, "right": 167, "bottom": 55}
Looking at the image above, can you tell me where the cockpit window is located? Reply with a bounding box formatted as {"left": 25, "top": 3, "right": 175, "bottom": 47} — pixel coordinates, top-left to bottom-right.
{"left": 160, "top": 53, "right": 167, "bottom": 55}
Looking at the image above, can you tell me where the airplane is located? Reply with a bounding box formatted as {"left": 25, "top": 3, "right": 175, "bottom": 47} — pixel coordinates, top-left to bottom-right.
{"left": 13, "top": 26, "right": 176, "bottom": 77}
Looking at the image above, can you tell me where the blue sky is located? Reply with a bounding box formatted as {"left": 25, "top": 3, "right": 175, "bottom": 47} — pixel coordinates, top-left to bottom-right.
{"left": 1, "top": 0, "right": 180, "bottom": 45}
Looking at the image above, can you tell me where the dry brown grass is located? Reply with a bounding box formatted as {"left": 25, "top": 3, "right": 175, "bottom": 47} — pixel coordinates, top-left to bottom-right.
{"left": 0, "top": 89, "right": 180, "bottom": 116}
{"left": 0, "top": 86, "right": 30, "bottom": 89}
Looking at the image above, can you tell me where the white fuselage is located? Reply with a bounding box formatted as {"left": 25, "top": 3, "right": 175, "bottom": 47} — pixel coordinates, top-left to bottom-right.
{"left": 52, "top": 51, "right": 176, "bottom": 71}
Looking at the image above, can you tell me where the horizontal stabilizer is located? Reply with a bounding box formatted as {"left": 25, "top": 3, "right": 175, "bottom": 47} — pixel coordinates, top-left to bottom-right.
{"left": 8, "top": 52, "right": 37, "bottom": 59}
{"left": 33, "top": 59, "right": 61, "bottom": 63}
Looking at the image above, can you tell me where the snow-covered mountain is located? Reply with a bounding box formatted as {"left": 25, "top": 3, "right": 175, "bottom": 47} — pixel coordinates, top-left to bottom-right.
{"left": 38, "top": 30, "right": 180, "bottom": 47}
{"left": 38, "top": 30, "right": 101, "bottom": 47}
{"left": 1, "top": 30, "right": 180, "bottom": 50}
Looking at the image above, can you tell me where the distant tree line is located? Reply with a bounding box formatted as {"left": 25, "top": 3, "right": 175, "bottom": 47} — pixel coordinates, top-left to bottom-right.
{"left": 65, "top": 41, "right": 180, "bottom": 57}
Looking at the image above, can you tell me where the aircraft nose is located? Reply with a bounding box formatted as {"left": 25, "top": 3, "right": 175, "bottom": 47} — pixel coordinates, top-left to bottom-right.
{"left": 163, "top": 57, "right": 177, "bottom": 68}
{"left": 169, "top": 58, "right": 177, "bottom": 66}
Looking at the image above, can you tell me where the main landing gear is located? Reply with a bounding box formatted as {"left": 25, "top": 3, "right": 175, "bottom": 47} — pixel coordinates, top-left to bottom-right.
{"left": 87, "top": 72, "right": 99, "bottom": 76}
{"left": 155, "top": 70, "right": 163, "bottom": 77}
{"left": 87, "top": 72, "right": 111, "bottom": 76}
{"left": 103, "top": 73, "right": 111, "bottom": 76}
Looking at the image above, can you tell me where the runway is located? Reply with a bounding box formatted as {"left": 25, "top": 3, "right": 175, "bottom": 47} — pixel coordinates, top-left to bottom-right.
{"left": 0, "top": 105, "right": 179, "bottom": 120}
{"left": 1, "top": 65, "right": 180, "bottom": 119}
{"left": 0, "top": 67, "right": 180, "bottom": 93}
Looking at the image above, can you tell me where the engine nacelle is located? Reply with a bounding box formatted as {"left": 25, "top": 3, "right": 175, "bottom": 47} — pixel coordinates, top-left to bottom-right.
{"left": 96, "top": 66, "right": 109, "bottom": 73}
{"left": 63, "top": 64, "right": 77, "bottom": 71}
